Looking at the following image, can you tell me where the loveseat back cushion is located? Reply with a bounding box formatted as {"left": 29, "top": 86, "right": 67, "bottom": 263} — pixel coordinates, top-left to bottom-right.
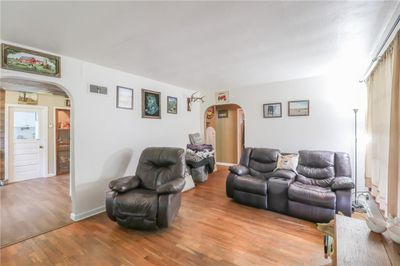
{"left": 334, "top": 152, "right": 352, "bottom": 177}
{"left": 296, "top": 174, "right": 334, "bottom": 187}
{"left": 248, "top": 148, "right": 280, "bottom": 177}
{"left": 297, "top": 150, "right": 335, "bottom": 179}
{"left": 136, "top": 147, "right": 185, "bottom": 190}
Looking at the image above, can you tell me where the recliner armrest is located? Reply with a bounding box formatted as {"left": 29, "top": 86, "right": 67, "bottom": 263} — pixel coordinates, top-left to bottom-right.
{"left": 157, "top": 178, "right": 186, "bottom": 194}
{"left": 229, "top": 165, "right": 249, "bottom": 176}
{"left": 271, "top": 169, "right": 297, "bottom": 180}
{"left": 109, "top": 176, "right": 140, "bottom": 193}
{"left": 331, "top": 177, "right": 354, "bottom": 191}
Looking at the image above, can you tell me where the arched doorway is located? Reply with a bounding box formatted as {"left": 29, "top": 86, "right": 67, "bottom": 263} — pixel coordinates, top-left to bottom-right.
{"left": 204, "top": 104, "right": 245, "bottom": 165}
{"left": 0, "top": 76, "right": 74, "bottom": 247}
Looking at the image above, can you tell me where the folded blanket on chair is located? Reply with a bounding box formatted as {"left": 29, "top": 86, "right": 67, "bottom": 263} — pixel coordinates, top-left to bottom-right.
{"left": 186, "top": 144, "right": 213, "bottom": 152}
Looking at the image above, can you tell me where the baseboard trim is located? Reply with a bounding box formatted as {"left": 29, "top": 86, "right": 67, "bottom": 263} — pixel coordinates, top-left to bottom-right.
{"left": 216, "top": 162, "right": 235, "bottom": 166}
{"left": 70, "top": 205, "right": 105, "bottom": 221}
{"left": 47, "top": 173, "right": 56, "bottom": 177}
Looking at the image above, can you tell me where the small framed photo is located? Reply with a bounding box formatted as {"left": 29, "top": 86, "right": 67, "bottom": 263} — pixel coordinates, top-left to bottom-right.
{"left": 142, "top": 89, "right": 161, "bottom": 119}
{"left": 215, "top": 91, "right": 229, "bottom": 104}
{"left": 116, "top": 86, "right": 134, "bottom": 110}
{"left": 218, "top": 110, "right": 228, "bottom": 118}
{"left": 167, "top": 96, "right": 178, "bottom": 114}
{"left": 263, "top": 103, "right": 282, "bottom": 118}
{"left": 288, "top": 100, "right": 310, "bottom": 116}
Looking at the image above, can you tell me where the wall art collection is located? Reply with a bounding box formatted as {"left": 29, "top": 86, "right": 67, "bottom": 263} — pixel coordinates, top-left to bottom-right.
{"left": 264, "top": 100, "right": 309, "bottom": 118}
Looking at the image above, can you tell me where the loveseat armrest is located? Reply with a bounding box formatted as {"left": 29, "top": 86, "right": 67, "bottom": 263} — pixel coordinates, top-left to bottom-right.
{"left": 331, "top": 177, "right": 354, "bottom": 191}
{"left": 271, "top": 169, "right": 297, "bottom": 180}
{"left": 229, "top": 165, "right": 249, "bottom": 176}
{"left": 157, "top": 178, "right": 186, "bottom": 194}
{"left": 109, "top": 176, "right": 140, "bottom": 193}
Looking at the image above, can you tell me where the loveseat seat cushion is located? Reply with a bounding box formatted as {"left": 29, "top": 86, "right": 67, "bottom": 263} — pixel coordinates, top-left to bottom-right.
{"left": 234, "top": 175, "right": 268, "bottom": 195}
{"left": 113, "top": 189, "right": 158, "bottom": 220}
{"left": 288, "top": 181, "right": 336, "bottom": 209}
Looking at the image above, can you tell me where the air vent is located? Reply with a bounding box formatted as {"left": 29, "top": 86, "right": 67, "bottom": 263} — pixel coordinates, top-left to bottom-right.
{"left": 89, "top": 84, "right": 108, "bottom": 95}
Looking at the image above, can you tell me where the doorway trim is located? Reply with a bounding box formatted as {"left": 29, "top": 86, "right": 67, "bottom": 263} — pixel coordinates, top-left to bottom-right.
{"left": 5, "top": 103, "right": 49, "bottom": 182}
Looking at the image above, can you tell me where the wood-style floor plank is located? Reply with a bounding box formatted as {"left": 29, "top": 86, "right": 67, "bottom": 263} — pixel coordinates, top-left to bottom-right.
{"left": 0, "top": 175, "right": 72, "bottom": 247}
{"left": 1, "top": 169, "right": 329, "bottom": 265}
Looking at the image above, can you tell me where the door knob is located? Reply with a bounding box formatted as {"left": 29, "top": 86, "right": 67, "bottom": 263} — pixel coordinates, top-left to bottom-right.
{"left": 39, "top": 145, "right": 44, "bottom": 149}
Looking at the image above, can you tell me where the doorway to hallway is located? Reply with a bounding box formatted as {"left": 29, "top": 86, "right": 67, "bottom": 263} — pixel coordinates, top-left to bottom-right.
{"left": 204, "top": 104, "right": 245, "bottom": 165}
{"left": 0, "top": 77, "right": 73, "bottom": 248}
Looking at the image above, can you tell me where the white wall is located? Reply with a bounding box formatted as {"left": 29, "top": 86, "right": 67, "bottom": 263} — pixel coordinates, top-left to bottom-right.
{"left": 1, "top": 40, "right": 201, "bottom": 219}
{"left": 201, "top": 75, "right": 368, "bottom": 189}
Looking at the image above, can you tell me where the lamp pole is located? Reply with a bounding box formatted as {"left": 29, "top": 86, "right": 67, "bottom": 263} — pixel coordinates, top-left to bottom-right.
{"left": 353, "top": 109, "right": 359, "bottom": 204}
{"left": 352, "top": 109, "right": 366, "bottom": 211}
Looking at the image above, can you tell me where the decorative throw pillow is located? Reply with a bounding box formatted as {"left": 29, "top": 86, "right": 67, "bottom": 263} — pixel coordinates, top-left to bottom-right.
{"left": 275, "top": 154, "right": 299, "bottom": 173}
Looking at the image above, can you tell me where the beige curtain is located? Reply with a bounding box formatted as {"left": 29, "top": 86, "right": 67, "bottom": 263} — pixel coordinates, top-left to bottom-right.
{"left": 388, "top": 34, "right": 400, "bottom": 216}
{"left": 366, "top": 33, "right": 400, "bottom": 216}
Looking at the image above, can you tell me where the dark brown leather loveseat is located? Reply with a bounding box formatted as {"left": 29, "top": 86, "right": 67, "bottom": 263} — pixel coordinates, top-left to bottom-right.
{"left": 106, "top": 147, "right": 186, "bottom": 229}
{"left": 226, "top": 148, "right": 354, "bottom": 222}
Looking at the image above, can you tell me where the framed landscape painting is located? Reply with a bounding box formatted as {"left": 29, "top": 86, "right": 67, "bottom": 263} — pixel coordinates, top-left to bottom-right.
{"left": 1, "top": 43, "right": 61, "bottom": 77}
{"left": 18, "top": 92, "right": 38, "bottom": 105}
{"left": 288, "top": 100, "right": 310, "bottom": 116}
{"left": 167, "top": 96, "right": 178, "bottom": 114}
{"left": 263, "top": 103, "right": 282, "bottom": 118}
{"left": 142, "top": 89, "right": 161, "bottom": 119}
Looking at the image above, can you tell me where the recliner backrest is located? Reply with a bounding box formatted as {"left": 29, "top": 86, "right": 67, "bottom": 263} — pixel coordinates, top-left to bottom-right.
{"left": 189, "top": 133, "right": 203, "bottom": 145}
{"left": 296, "top": 150, "right": 351, "bottom": 187}
{"left": 136, "top": 147, "right": 185, "bottom": 190}
{"left": 240, "top": 148, "right": 280, "bottom": 178}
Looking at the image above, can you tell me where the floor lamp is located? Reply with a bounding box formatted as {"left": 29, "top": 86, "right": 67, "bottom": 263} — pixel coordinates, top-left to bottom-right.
{"left": 352, "top": 109, "right": 366, "bottom": 211}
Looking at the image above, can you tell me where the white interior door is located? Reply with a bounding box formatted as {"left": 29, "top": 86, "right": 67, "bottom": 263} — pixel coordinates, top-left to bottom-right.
{"left": 8, "top": 106, "right": 47, "bottom": 182}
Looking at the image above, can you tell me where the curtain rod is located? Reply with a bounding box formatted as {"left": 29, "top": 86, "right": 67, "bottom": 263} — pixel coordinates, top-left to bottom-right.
{"left": 359, "top": 13, "right": 400, "bottom": 83}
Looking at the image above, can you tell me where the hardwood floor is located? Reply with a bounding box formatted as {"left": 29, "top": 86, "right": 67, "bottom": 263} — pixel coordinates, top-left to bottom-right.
{"left": 1, "top": 169, "right": 329, "bottom": 266}
{"left": 0, "top": 175, "right": 72, "bottom": 248}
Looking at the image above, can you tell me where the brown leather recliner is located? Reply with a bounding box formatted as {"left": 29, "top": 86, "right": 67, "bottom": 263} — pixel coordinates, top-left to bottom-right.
{"left": 106, "top": 147, "right": 186, "bottom": 230}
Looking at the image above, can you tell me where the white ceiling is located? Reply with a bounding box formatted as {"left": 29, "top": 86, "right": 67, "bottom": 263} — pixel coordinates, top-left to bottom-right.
{"left": 1, "top": 1, "right": 398, "bottom": 90}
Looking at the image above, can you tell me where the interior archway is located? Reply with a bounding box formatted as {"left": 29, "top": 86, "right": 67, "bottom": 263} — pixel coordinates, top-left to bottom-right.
{"left": 0, "top": 76, "right": 74, "bottom": 247}
{"left": 204, "top": 104, "right": 245, "bottom": 165}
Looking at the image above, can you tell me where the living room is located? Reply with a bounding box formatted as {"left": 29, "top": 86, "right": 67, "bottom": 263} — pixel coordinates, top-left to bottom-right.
{"left": 1, "top": 1, "right": 400, "bottom": 265}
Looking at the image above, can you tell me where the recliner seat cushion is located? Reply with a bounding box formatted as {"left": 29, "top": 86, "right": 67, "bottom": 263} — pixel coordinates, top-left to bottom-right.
{"left": 113, "top": 189, "right": 158, "bottom": 219}
{"left": 288, "top": 181, "right": 336, "bottom": 209}
{"left": 234, "top": 175, "right": 268, "bottom": 195}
